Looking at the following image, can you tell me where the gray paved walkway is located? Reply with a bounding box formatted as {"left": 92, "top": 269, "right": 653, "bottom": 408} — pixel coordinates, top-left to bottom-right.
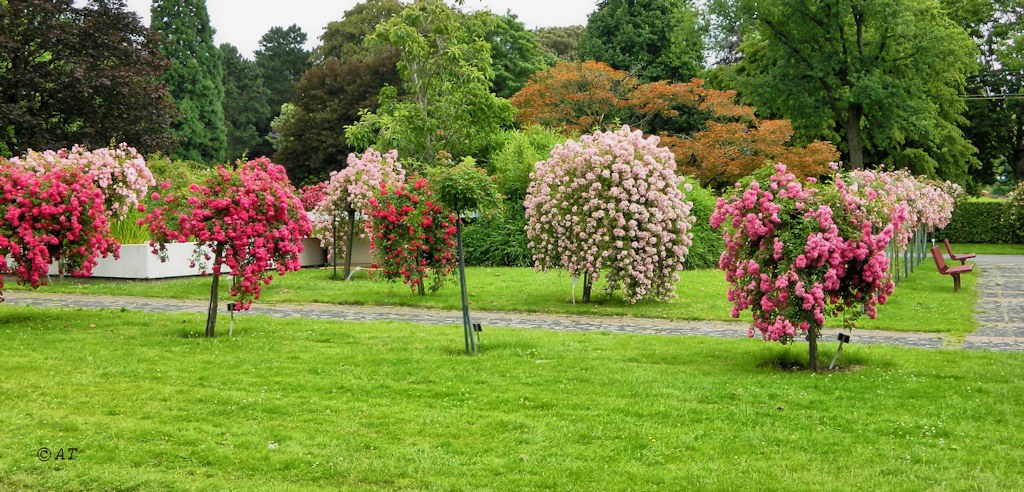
{"left": 966, "top": 255, "right": 1024, "bottom": 351}
{"left": 3, "top": 255, "right": 1022, "bottom": 351}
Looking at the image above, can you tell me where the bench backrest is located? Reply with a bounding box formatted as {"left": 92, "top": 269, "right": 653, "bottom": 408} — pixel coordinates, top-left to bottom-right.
{"left": 943, "top": 239, "right": 956, "bottom": 258}
{"left": 931, "top": 246, "right": 948, "bottom": 273}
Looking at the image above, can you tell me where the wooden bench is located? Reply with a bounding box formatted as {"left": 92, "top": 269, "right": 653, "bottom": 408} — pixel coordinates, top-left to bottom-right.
{"left": 931, "top": 246, "right": 974, "bottom": 292}
{"left": 943, "top": 239, "right": 976, "bottom": 265}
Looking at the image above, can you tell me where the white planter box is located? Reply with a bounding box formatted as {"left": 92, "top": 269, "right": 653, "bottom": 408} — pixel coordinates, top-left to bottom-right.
{"left": 47, "top": 242, "right": 224, "bottom": 279}
{"left": 32, "top": 237, "right": 355, "bottom": 280}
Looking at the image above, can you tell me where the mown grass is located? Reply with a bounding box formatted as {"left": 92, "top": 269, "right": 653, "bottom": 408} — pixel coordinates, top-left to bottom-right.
{"left": 0, "top": 306, "right": 1021, "bottom": 491}
{"left": 954, "top": 243, "right": 1024, "bottom": 255}
{"left": 8, "top": 257, "right": 978, "bottom": 333}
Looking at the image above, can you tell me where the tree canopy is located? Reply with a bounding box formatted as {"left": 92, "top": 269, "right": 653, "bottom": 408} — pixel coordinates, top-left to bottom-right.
{"left": 220, "top": 43, "right": 271, "bottom": 161}
{"left": 943, "top": 0, "right": 1024, "bottom": 186}
{"left": 733, "top": 0, "right": 978, "bottom": 181}
{"left": 151, "top": 0, "right": 227, "bottom": 163}
{"left": 466, "top": 11, "right": 556, "bottom": 98}
{"left": 0, "top": 0, "right": 174, "bottom": 157}
{"left": 577, "top": 0, "right": 705, "bottom": 83}
{"left": 345, "top": 0, "right": 514, "bottom": 166}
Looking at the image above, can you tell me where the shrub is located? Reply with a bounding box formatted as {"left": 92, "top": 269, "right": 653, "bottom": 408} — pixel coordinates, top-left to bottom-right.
{"left": 11, "top": 143, "right": 156, "bottom": 220}
{"left": 0, "top": 161, "right": 118, "bottom": 301}
{"left": 683, "top": 179, "right": 724, "bottom": 270}
{"left": 525, "top": 125, "right": 694, "bottom": 304}
{"left": 936, "top": 200, "right": 1014, "bottom": 244}
{"left": 491, "top": 126, "right": 566, "bottom": 202}
{"left": 1004, "top": 183, "right": 1024, "bottom": 243}
{"left": 462, "top": 206, "right": 532, "bottom": 267}
{"left": 311, "top": 149, "right": 406, "bottom": 271}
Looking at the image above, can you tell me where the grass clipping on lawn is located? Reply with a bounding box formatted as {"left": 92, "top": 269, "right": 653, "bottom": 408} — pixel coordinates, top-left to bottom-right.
{"left": 0, "top": 306, "right": 1021, "bottom": 490}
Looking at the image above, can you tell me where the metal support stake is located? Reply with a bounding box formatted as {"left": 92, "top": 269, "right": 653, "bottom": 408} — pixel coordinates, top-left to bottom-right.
{"left": 332, "top": 215, "right": 338, "bottom": 281}
{"left": 456, "top": 217, "right": 476, "bottom": 355}
{"left": 829, "top": 333, "right": 851, "bottom": 370}
{"left": 344, "top": 208, "right": 355, "bottom": 280}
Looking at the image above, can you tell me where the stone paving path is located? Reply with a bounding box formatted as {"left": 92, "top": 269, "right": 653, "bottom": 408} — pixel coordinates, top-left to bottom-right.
{"left": 3, "top": 254, "right": 1023, "bottom": 351}
{"left": 965, "top": 255, "right": 1024, "bottom": 351}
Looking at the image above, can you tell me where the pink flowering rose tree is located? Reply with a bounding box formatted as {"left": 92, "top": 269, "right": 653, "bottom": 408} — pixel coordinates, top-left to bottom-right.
{"left": 525, "top": 125, "right": 695, "bottom": 304}
{"left": 366, "top": 176, "right": 458, "bottom": 295}
{"left": 12, "top": 143, "right": 156, "bottom": 220}
{"left": 712, "top": 164, "right": 903, "bottom": 371}
{"left": 312, "top": 149, "right": 406, "bottom": 279}
{"left": 143, "top": 158, "right": 312, "bottom": 336}
{"left": 845, "top": 168, "right": 960, "bottom": 251}
{"left": 0, "top": 159, "right": 118, "bottom": 301}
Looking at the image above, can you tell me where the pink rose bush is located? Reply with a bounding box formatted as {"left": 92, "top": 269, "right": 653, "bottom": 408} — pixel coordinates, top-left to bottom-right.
{"left": 844, "top": 168, "right": 961, "bottom": 250}
{"left": 712, "top": 164, "right": 903, "bottom": 370}
{"left": 525, "top": 125, "right": 694, "bottom": 304}
{"left": 311, "top": 149, "right": 406, "bottom": 255}
{"left": 366, "top": 177, "right": 457, "bottom": 295}
{"left": 12, "top": 143, "right": 155, "bottom": 220}
{"left": 0, "top": 159, "right": 118, "bottom": 302}
{"left": 143, "top": 158, "right": 312, "bottom": 336}
{"left": 298, "top": 182, "right": 328, "bottom": 212}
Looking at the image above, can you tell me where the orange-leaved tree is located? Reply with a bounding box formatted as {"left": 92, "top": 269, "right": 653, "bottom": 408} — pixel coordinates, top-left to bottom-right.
{"left": 511, "top": 61, "right": 837, "bottom": 189}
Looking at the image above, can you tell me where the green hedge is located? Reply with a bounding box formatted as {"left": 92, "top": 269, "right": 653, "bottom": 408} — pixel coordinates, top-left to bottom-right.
{"left": 935, "top": 201, "right": 1021, "bottom": 244}
{"left": 461, "top": 207, "right": 533, "bottom": 267}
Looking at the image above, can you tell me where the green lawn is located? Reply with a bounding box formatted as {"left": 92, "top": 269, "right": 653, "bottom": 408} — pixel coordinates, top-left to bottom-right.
{"left": 8, "top": 257, "right": 978, "bottom": 333}
{"left": 0, "top": 306, "right": 1021, "bottom": 491}
{"left": 953, "top": 243, "right": 1024, "bottom": 255}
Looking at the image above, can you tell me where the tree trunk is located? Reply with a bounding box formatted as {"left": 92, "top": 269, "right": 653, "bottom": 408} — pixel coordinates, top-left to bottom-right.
{"left": 417, "top": 274, "right": 426, "bottom": 296}
{"left": 582, "top": 272, "right": 593, "bottom": 303}
{"left": 344, "top": 208, "right": 355, "bottom": 280}
{"left": 846, "top": 105, "right": 865, "bottom": 169}
{"left": 205, "top": 245, "right": 225, "bottom": 337}
{"left": 807, "top": 327, "right": 820, "bottom": 372}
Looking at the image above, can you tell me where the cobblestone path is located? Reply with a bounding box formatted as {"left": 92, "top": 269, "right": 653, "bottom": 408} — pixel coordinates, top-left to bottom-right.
{"left": 3, "top": 255, "right": 1022, "bottom": 351}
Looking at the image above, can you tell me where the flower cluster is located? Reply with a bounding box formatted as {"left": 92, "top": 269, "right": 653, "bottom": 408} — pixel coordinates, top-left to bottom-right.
{"left": 0, "top": 160, "right": 118, "bottom": 301}
{"left": 524, "top": 125, "right": 694, "bottom": 303}
{"left": 844, "top": 168, "right": 961, "bottom": 250}
{"left": 711, "top": 164, "right": 902, "bottom": 346}
{"left": 312, "top": 149, "right": 406, "bottom": 251}
{"left": 12, "top": 143, "right": 155, "bottom": 220}
{"left": 142, "top": 158, "right": 312, "bottom": 310}
{"left": 366, "top": 177, "right": 457, "bottom": 294}
{"left": 298, "top": 182, "right": 328, "bottom": 212}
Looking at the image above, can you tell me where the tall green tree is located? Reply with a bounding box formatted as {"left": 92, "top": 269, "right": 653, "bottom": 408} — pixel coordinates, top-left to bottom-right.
{"left": 275, "top": 0, "right": 402, "bottom": 183}
{"left": 314, "top": 0, "right": 403, "bottom": 62}
{"left": 1, "top": 0, "right": 174, "bottom": 156}
{"left": 577, "top": 0, "right": 705, "bottom": 83}
{"left": 276, "top": 52, "right": 401, "bottom": 184}
{"left": 151, "top": 0, "right": 226, "bottom": 163}
{"left": 220, "top": 43, "right": 271, "bottom": 161}
{"left": 943, "top": 0, "right": 1024, "bottom": 185}
{"left": 254, "top": 24, "right": 311, "bottom": 116}
{"left": 533, "top": 25, "right": 585, "bottom": 61}
{"left": 467, "top": 11, "right": 556, "bottom": 98}
{"left": 345, "top": 0, "right": 514, "bottom": 166}
{"left": 736, "top": 0, "right": 978, "bottom": 180}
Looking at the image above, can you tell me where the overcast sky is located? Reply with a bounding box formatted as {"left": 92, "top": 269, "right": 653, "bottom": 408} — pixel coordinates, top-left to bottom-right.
{"left": 92, "top": 0, "right": 598, "bottom": 59}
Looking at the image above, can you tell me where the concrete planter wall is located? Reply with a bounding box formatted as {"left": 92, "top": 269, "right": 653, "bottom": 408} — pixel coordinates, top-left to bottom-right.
{"left": 41, "top": 237, "right": 340, "bottom": 280}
